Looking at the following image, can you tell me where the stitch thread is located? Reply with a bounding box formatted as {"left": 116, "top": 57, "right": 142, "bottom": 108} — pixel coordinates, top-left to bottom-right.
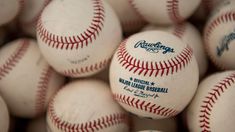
{"left": 48, "top": 98, "right": 128, "bottom": 131}
{"left": 128, "top": 0, "right": 147, "bottom": 22}
{"left": 172, "top": 23, "right": 186, "bottom": 39}
{"left": 122, "top": 19, "right": 146, "bottom": 33}
{"left": 113, "top": 93, "right": 178, "bottom": 117}
{"left": 117, "top": 39, "right": 193, "bottom": 77}
{"left": 35, "top": 67, "right": 53, "bottom": 116}
{"left": 204, "top": 11, "right": 235, "bottom": 69}
{"left": 199, "top": 73, "right": 235, "bottom": 132}
{"left": 167, "top": 0, "right": 184, "bottom": 23}
{"left": 61, "top": 58, "right": 110, "bottom": 77}
{"left": 36, "top": 0, "right": 105, "bottom": 50}
{"left": 0, "top": 39, "right": 30, "bottom": 80}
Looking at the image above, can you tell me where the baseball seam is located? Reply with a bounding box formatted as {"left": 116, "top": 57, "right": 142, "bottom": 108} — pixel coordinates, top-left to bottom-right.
{"left": 36, "top": 0, "right": 105, "bottom": 50}
{"left": 172, "top": 23, "right": 186, "bottom": 39}
{"left": 35, "top": 67, "right": 52, "bottom": 116}
{"left": 117, "top": 39, "right": 193, "bottom": 77}
{"left": 122, "top": 19, "right": 146, "bottom": 33}
{"left": 128, "top": 0, "right": 148, "bottom": 21}
{"left": 167, "top": 0, "right": 184, "bottom": 23}
{"left": 204, "top": 11, "right": 235, "bottom": 70}
{"left": 0, "top": 39, "right": 30, "bottom": 80}
{"left": 199, "top": 73, "right": 235, "bottom": 132}
{"left": 113, "top": 93, "right": 178, "bottom": 117}
{"left": 48, "top": 99, "right": 128, "bottom": 132}
{"left": 61, "top": 58, "right": 110, "bottom": 77}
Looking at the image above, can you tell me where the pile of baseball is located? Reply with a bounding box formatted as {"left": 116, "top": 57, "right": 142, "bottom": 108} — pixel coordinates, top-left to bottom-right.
{"left": 1, "top": 0, "right": 235, "bottom": 132}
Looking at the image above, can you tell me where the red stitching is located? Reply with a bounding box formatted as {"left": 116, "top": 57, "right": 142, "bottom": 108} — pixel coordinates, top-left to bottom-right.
{"left": 36, "top": 0, "right": 105, "bottom": 50}
{"left": 19, "top": 0, "right": 25, "bottom": 14}
{"left": 199, "top": 73, "right": 235, "bottom": 132}
{"left": 117, "top": 39, "right": 193, "bottom": 77}
{"left": 21, "top": 0, "right": 51, "bottom": 26}
{"left": 172, "top": 23, "right": 186, "bottom": 39}
{"left": 122, "top": 19, "right": 146, "bottom": 33}
{"left": 61, "top": 58, "right": 110, "bottom": 77}
{"left": 0, "top": 39, "right": 30, "bottom": 80}
{"left": 167, "top": 0, "right": 184, "bottom": 23}
{"left": 113, "top": 93, "right": 178, "bottom": 118}
{"left": 128, "top": 0, "right": 147, "bottom": 21}
{"left": 35, "top": 67, "right": 53, "bottom": 116}
{"left": 48, "top": 98, "right": 128, "bottom": 131}
{"left": 204, "top": 11, "right": 235, "bottom": 70}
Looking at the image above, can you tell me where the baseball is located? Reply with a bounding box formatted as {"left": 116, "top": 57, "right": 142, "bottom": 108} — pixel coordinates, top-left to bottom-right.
{"left": 131, "top": 115, "right": 178, "bottom": 132}
{"left": 36, "top": 0, "right": 122, "bottom": 78}
{"left": 186, "top": 71, "right": 235, "bottom": 132}
{"left": 0, "top": 39, "right": 65, "bottom": 118}
{"left": 110, "top": 31, "right": 199, "bottom": 119}
{"left": 0, "top": 0, "right": 22, "bottom": 26}
{"left": 142, "top": 22, "right": 208, "bottom": 78}
{"left": 19, "top": 0, "right": 51, "bottom": 37}
{"left": 204, "top": 0, "right": 235, "bottom": 70}
{"left": 0, "top": 96, "right": 9, "bottom": 132}
{"left": 104, "top": 0, "right": 146, "bottom": 34}
{"left": 47, "top": 79, "right": 129, "bottom": 132}
{"left": 128, "top": 0, "right": 201, "bottom": 25}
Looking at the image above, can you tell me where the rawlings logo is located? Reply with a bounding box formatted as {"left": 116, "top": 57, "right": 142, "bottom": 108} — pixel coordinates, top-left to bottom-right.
{"left": 217, "top": 29, "right": 235, "bottom": 57}
{"left": 134, "top": 40, "right": 175, "bottom": 54}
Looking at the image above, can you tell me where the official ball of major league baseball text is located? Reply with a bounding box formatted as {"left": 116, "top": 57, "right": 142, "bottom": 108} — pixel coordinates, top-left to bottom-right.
{"left": 186, "top": 71, "right": 235, "bottom": 132}
{"left": 47, "top": 79, "right": 129, "bottom": 132}
{"left": 0, "top": 39, "right": 65, "bottom": 118}
{"left": 0, "top": 96, "right": 9, "bottom": 132}
{"left": 36, "top": 0, "right": 122, "bottom": 78}
{"left": 128, "top": 0, "right": 201, "bottom": 25}
{"left": 204, "top": 0, "right": 235, "bottom": 70}
{"left": 110, "top": 31, "right": 199, "bottom": 119}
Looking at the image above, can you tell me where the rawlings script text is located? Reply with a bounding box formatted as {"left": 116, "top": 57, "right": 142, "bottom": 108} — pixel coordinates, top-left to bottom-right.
{"left": 217, "top": 29, "right": 235, "bottom": 57}
{"left": 134, "top": 40, "right": 175, "bottom": 54}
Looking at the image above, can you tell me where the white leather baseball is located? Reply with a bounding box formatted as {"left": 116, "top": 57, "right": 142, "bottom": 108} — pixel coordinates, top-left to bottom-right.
{"left": 110, "top": 31, "right": 199, "bottom": 119}
{"left": 19, "top": 0, "right": 51, "bottom": 37}
{"left": 47, "top": 79, "right": 129, "bottom": 132}
{"left": 0, "top": 96, "right": 9, "bottom": 132}
{"left": 186, "top": 71, "right": 235, "bottom": 132}
{"left": 131, "top": 115, "right": 178, "bottom": 132}
{"left": 142, "top": 22, "right": 208, "bottom": 78}
{"left": 0, "top": 0, "right": 22, "bottom": 26}
{"left": 104, "top": 0, "right": 146, "bottom": 34}
{"left": 204, "top": 0, "right": 235, "bottom": 70}
{"left": 27, "top": 116, "right": 47, "bottom": 132}
{"left": 128, "top": 0, "right": 201, "bottom": 25}
{"left": 0, "top": 39, "right": 65, "bottom": 118}
{"left": 36, "top": 0, "right": 122, "bottom": 78}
